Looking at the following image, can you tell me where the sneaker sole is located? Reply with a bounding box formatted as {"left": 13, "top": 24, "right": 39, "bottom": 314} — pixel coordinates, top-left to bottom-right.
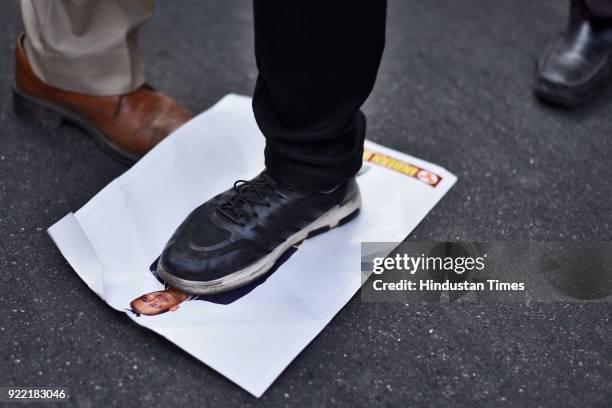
{"left": 157, "top": 190, "right": 362, "bottom": 295}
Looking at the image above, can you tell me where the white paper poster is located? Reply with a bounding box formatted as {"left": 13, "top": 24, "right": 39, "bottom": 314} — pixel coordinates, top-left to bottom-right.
{"left": 48, "top": 94, "right": 456, "bottom": 397}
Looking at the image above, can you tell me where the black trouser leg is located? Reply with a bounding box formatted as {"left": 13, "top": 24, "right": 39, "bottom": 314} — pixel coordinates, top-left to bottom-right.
{"left": 581, "top": 0, "right": 612, "bottom": 21}
{"left": 252, "top": 0, "right": 387, "bottom": 191}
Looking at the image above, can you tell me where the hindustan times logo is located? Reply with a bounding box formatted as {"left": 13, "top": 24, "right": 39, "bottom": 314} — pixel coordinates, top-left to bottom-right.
{"left": 371, "top": 253, "right": 487, "bottom": 275}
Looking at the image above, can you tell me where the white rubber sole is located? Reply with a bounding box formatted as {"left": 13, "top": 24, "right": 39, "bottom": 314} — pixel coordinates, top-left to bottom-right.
{"left": 157, "top": 191, "right": 361, "bottom": 295}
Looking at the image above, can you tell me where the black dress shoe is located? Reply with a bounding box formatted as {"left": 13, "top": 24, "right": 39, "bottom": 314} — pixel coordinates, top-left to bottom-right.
{"left": 534, "top": 0, "right": 612, "bottom": 107}
{"left": 157, "top": 171, "right": 361, "bottom": 294}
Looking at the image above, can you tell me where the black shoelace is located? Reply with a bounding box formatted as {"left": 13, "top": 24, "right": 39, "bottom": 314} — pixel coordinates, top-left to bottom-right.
{"left": 215, "top": 173, "right": 288, "bottom": 226}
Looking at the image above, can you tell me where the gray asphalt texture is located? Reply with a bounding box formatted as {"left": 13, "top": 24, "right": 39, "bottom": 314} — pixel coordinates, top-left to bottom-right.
{"left": 1, "top": 0, "right": 611, "bottom": 407}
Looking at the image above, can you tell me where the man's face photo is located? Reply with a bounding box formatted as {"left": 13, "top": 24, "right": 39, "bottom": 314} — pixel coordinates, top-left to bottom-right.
{"left": 130, "top": 289, "right": 188, "bottom": 316}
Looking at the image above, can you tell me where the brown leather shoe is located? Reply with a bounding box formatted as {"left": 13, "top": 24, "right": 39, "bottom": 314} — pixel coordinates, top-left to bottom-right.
{"left": 13, "top": 33, "right": 192, "bottom": 163}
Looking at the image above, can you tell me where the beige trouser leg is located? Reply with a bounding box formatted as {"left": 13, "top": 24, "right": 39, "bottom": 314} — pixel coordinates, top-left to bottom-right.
{"left": 20, "top": 0, "right": 155, "bottom": 96}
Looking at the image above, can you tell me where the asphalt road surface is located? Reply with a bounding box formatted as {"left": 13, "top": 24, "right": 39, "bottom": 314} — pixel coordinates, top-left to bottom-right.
{"left": 1, "top": 1, "right": 611, "bottom": 407}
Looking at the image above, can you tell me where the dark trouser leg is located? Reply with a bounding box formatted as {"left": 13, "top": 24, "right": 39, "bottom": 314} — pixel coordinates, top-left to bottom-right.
{"left": 252, "top": 0, "right": 387, "bottom": 191}
{"left": 581, "top": 0, "right": 612, "bottom": 21}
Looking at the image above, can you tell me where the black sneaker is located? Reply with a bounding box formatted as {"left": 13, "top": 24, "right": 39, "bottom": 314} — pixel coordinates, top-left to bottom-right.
{"left": 157, "top": 171, "right": 361, "bottom": 294}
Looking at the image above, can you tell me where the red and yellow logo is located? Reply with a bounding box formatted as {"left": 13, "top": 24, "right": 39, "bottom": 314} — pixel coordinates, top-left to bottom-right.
{"left": 362, "top": 149, "right": 442, "bottom": 187}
